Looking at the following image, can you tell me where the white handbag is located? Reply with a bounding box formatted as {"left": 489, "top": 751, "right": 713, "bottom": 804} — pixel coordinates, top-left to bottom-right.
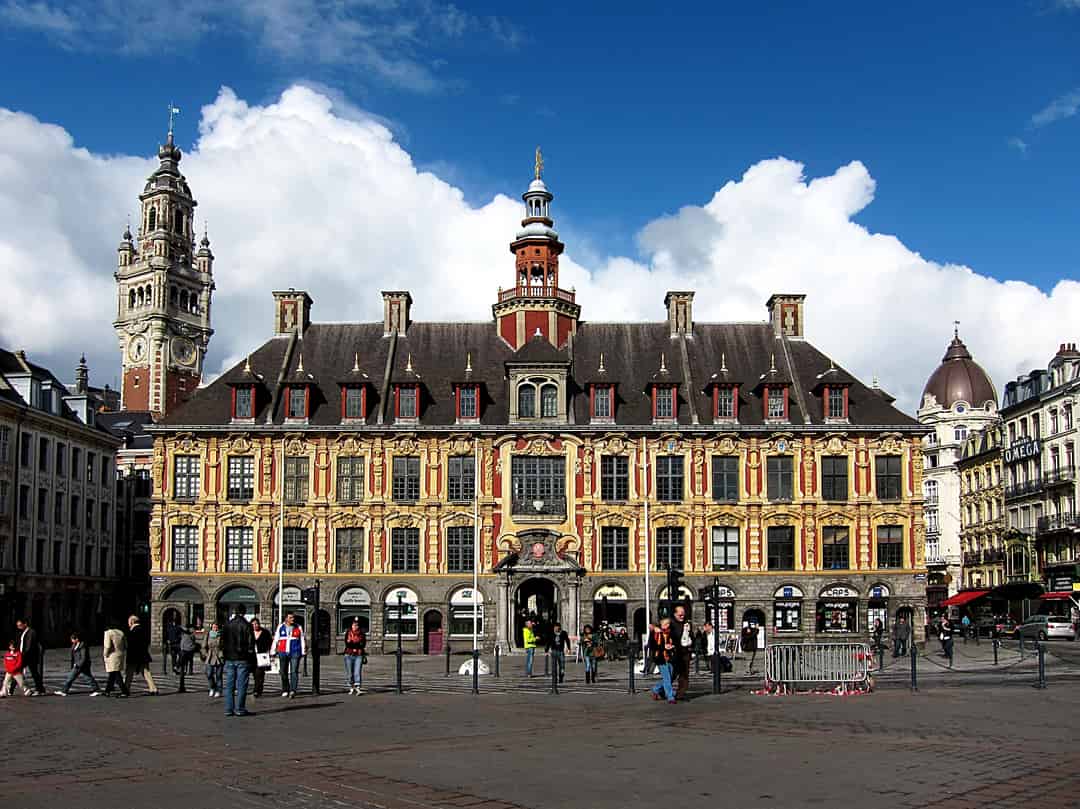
{"left": 256, "top": 652, "right": 271, "bottom": 669}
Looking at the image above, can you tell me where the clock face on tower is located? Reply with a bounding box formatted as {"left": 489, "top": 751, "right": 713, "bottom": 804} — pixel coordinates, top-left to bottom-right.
{"left": 171, "top": 337, "right": 196, "bottom": 366}
{"left": 127, "top": 335, "right": 147, "bottom": 363}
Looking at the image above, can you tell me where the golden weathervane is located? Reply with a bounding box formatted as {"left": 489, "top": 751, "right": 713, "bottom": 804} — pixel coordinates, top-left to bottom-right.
{"left": 534, "top": 146, "right": 543, "bottom": 180}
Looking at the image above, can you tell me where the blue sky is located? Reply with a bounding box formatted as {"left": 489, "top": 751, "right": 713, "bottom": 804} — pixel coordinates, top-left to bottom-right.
{"left": 2, "top": 0, "right": 1077, "bottom": 287}
{"left": 1, "top": 1, "right": 1079, "bottom": 411}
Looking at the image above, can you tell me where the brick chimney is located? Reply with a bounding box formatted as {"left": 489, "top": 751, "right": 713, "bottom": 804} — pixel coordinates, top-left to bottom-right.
{"left": 382, "top": 290, "right": 412, "bottom": 337}
{"left": 272, "top": 289, "right": 313, "bottom": 336}
{"left": 766, "top": 293, "right": 806, "bottom": 338}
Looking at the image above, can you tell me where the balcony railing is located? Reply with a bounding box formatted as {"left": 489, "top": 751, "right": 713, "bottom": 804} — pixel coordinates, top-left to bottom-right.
{"left": 963, "top": 551, "right": 982, "bottom": 567}
{"left": 511, "top": 495, "right": 567, "bottom": 518}
{"left": 1037, "top": 513, "right": 1080, "bottom": 533}
{"left": 498, "top": 285, "right": 577, "bottom": 304}
{"left": 1043, "top": 467, "right": 1076, "bottom": 487}
{"left": 1004, "top": 478, "right": 1044, "bottom": 499}
{"left": 983, "top": 548, "right": 1006, "bottom": 564}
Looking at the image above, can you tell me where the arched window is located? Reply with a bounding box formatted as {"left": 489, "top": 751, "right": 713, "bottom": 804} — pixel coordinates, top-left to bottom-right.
{"left": 954, "top": 424, "right": 967, "bottom": 442}
{"left": 180, "top": 290, "right": 189, "bottom": 311}
{"left": 147, "top": 207, "right": 156, "bottom": 231}
{"left": 128, "top": 289, "right": 136, "bottom": 309}
{"left": 540, "top": 384, "right": 558, "bottom": 418}
{"left": 137, "top": 287, "right": 145, "bottom": 307}
{"left": 169, "top": 286, "right": 178, "bottom": 306}
{"left": 518, "top": 383, "right": 536, "bottom": 418}
{"left": 174, "top": 210, "right": 184, "bottom": 234}
{"left": 145, "top": 285, "right": 153, "bottom": 306}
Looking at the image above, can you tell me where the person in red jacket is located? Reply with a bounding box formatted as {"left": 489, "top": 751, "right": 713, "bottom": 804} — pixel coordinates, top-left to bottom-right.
{"left": 2, "top": 640, "right": 27, "bottom": 697}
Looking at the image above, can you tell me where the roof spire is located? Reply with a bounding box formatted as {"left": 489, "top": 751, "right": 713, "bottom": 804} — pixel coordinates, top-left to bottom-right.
{"left": 167, "top": 102, "right": 180, "bottom": 143}
{"left": 534, "top": 146, "right": 543, "bottom": 180}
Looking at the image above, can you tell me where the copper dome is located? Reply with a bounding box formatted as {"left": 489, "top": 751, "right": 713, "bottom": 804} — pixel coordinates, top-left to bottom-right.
{"left": 922, "top": 333, "right": 997, "bottom": 408}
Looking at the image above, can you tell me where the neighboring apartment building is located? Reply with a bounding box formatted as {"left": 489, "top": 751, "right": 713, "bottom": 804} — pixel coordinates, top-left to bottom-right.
{"left": 0, "top": 349, "right": 122, "bottom": 645}
{"left": 917, "top": 329, "right": 999, "bottom": 611}
{"left": 1000, "top": 343, "right": 1080, "bottom": 606}
{"left": 957, "top": 424, "right": 1005, "bottom": 589}
{"left": 147, "top": 158, "right": 930, "bottom": 652}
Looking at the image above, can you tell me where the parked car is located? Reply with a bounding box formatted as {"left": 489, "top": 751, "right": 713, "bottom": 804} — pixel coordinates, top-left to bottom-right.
{"left": 992, "top": 617, "right": 1018, "bottom": 637}
{"left": 1015, "top": 615, "right": 1077, "bottom": 641}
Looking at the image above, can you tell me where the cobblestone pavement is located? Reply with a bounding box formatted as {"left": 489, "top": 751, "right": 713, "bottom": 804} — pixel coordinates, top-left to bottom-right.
{"left": 3, "top": 644, "right": 1079, "bottom": 809}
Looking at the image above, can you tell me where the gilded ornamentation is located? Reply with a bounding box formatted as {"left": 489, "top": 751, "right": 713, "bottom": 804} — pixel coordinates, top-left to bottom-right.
{"left": 715, "top": 436, "right": 736, "bottom": 455}
{"left": 824, "top": 435, "right": 845, "bottom": 454}
{"left": 605, "top": 436, "right": 627, "bottom": 455}
{"left": 396, "top": 437, "right": 417, "bottom": 456}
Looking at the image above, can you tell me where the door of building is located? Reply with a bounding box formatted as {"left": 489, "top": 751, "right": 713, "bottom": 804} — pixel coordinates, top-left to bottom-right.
{"left": 515, "top": 578, "right": 557, "bottom": 648}
{"left": 423, "top": 609, "right": 443, "bottom": 655}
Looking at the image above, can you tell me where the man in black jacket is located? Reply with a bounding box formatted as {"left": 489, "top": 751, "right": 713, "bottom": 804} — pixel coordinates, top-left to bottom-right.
{"left": 15, "top": 619, "right": 43, "bottom": 695}
{"left": 123, "top": 615, "right": 159, "bottom": 695}
{"left": 220, "top": 605, "right": 256, "bottom": 717}
{"left": 545, "top": 622, "right": 571, "bottom": 683}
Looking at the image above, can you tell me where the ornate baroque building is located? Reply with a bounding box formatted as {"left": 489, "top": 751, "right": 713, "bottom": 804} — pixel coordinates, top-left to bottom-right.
{"left": 917, "top": 330, "right": 999, "bottom": 611}
{"left": 148, "top": 159, "right": 929, "bottom": 651}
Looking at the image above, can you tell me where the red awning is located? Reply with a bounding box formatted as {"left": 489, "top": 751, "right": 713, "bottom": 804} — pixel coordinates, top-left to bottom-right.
{"left": 940, "top": 590, "right": 991, "bottom": 607}
{"left": 1040, "top": 592, "right": 1075, "bottom": 601}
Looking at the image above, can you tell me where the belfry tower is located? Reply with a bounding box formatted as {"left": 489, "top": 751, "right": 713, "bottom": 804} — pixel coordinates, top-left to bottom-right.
{"left": 113, "top": 113, "right": 214, "bottom": 416}
{"left": 492, "top": 148, "right": 580, "bottom": 349}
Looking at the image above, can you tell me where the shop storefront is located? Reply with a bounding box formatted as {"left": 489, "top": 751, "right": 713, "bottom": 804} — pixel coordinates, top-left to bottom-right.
{"left": 868, "top": 583, "right": 891, "bottom": 631}
{"left": 449, "top": 587, "right": 484, "bottom": 639}
{"left": 336, "top": 586, "right": 372, "bottom": 635}
{"left": 216, "top": 585, "right": 259, "bottom": 624}
{"left": 592, "top": 584, "right": 629, "bottom": 629}
{"left": 773, "top": 584, "right": 804, "bottom": 634}
{"left": 816, "top": 584, "right": 859, "bottom": 633}
{"left": 384, "top": 587, "right": 418, "bottom": 639}
{"left": 713, "top": 585, "right": 736, "bottom": 631}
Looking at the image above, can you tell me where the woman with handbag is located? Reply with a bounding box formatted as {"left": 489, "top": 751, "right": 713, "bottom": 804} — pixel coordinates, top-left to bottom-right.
{"left": 250, "top": 619, "right": 273, "bottom": 698}
{"left": 203, "top": 623, "right": 223, "bottom": 698}
{"left": 343, "top": 619, "right": 367, "bottom": 695}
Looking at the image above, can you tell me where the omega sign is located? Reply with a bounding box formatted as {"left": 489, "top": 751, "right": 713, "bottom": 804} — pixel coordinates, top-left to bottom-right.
{"left": 1004, "top": 438, "right": 1040, "bottom": 465}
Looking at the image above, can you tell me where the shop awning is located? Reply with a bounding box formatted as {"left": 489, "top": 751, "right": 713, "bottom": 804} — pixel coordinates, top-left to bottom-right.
{"left": 1040, "top": 591, "right": 1075, "bottom": 601}
{"left": 940, "top": 590, "right": 990, "bottom": 607}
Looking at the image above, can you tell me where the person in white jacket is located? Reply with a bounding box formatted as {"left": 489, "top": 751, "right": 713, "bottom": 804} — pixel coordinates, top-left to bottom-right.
{"left": 102, "top": 623, "right": 129, "bottom": 697}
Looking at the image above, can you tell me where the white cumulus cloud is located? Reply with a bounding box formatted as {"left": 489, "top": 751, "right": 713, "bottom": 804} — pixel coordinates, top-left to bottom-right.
{"left": 1, "top": 84, "right": 1077, "bottom": 413}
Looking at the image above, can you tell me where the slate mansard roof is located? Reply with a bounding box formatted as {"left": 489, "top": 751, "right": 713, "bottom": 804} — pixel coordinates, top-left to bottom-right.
{"left": 160, "top": 314, "right": 921, "bottom": 431}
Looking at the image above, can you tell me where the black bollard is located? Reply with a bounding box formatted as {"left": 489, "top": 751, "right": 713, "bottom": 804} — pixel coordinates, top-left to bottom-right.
{"left": 549, "top": 652, "right": 559, "bottom": 695}
{"left": 627, "top": 646, "right": 636, "bottom": 695}
{"left": 494, "top": 646, "right": 500, "bottom": 678}
{"left": 162, "top": 642, "right": 168, "bottom": 676}
{"left": 472, "top": 648, "right": 480, "bottom": 695}
{"left": 909, "top": 641, "right": 918, "bottom": 693}
{"left": 878, "top": 644, "right": 885, "bottom": 673}
{"left": 993, "top": 638, "right": 999, "bottom": 665}
{"left": 445, "top": 643, "right": 452, "bottom": 677}
{"left": 712, "top": 650, "right": 721, "bottom": 695}
{"left": 1036, "top": 641, "right": 1047, "bottom": 689}
{"left": 396, "top": 648, "right": 403, "bottom": 695}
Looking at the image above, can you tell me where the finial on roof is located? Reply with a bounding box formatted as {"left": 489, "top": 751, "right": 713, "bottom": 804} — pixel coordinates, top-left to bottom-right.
{"left": 659, "top": 353, "right": 668, "bottom": 374}
{"left": 296, "top": 353, "right": 305, "bottom": 374}
{"left": 244, "top": 355, "right": 252, "bottom": 374}
{"left": 534, "top": 327, "right": 543, "bottom": 338}
{"left": 769, "top": 353, "right": 776, "bottom": 373}
{"left": 828, "top": 358, "right": 836, "bottom": 373}
{"left": 720, "top": 352, "right": 727, "bottom": 373}
{"left": 123, "top": 216, "right": 132, "bottom": 242}
{"left": 166, "top": 102, "right": 180, "bottom": 143}
{"left": 598, "top": 352, "right": 606, "bottom": 374}
{"left": 534, "top": 146, "right": 544, "bottom": 180}
{"left": 352, "top": 352, "right": 360, "bottom": 373}
{"left": 405, "top": 353, "right": 413, "bottom": 374}
{"left": 872, "top": 373, "right": 880, "bottom": 389}
{"left": 953, "top": 320, "right": 960, "bottom": 339}
{"left": 200, "top": 221, "right": 210, "bottom": 248}
{"left": 465, "top": 352, "right": 473, "bottom": 375}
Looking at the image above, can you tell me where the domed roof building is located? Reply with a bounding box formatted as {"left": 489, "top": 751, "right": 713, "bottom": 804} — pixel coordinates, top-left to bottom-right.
{"left": 917, "top": 327, "right": 1001, "bottom": 609}
{"left": 922, "top": 332, "right": 998, "bottom": 410}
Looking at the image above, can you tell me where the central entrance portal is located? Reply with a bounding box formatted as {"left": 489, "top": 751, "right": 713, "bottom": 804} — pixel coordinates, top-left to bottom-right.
{"left": 515, "top": 578, "right": 558, "bottom": 648}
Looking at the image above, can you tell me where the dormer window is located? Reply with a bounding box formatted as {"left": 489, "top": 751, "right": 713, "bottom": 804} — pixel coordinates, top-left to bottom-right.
{"left": 286, "top": 386, "right": 309, "bottom": 420}
{"left": 519, "top": 384, "right": 536, "bottom": 418}
{"left": 456, "top": 384, "right": 479, "bottom": 421}
{"left": 540, "top": 384, "right": 558, "bottom": 418}
{"left": 591, "top": 384, "right": 613, "bottom": 422}
{"left": 653, "top": 386, "right": 677, "bottom": 422}
{"left": 713, "top": 385, "right": 738, "bottom": 421}
{"left": 232, "top": 386, "right": 255, "bottom": 421}
{"left": 765, "top": 386, "right": 788, "bottom": 421}
{"left": 822, "top": 384, "right": 849, "bottom": 420}
{"left": 341, "top": 386, "right": 366, "bottom": 421}
{"left": 396, "top": 384, "right": 418, "bottom": 421}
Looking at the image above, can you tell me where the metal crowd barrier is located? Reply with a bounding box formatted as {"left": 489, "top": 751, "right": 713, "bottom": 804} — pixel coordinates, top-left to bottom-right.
{"left": 765, "top": 643, "right": 871, "bottom": 691}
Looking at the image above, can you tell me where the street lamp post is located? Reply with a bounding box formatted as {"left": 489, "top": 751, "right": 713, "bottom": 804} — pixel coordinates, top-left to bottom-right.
{"left": 396, "top": 591, "right": 404, "bottom": 694}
